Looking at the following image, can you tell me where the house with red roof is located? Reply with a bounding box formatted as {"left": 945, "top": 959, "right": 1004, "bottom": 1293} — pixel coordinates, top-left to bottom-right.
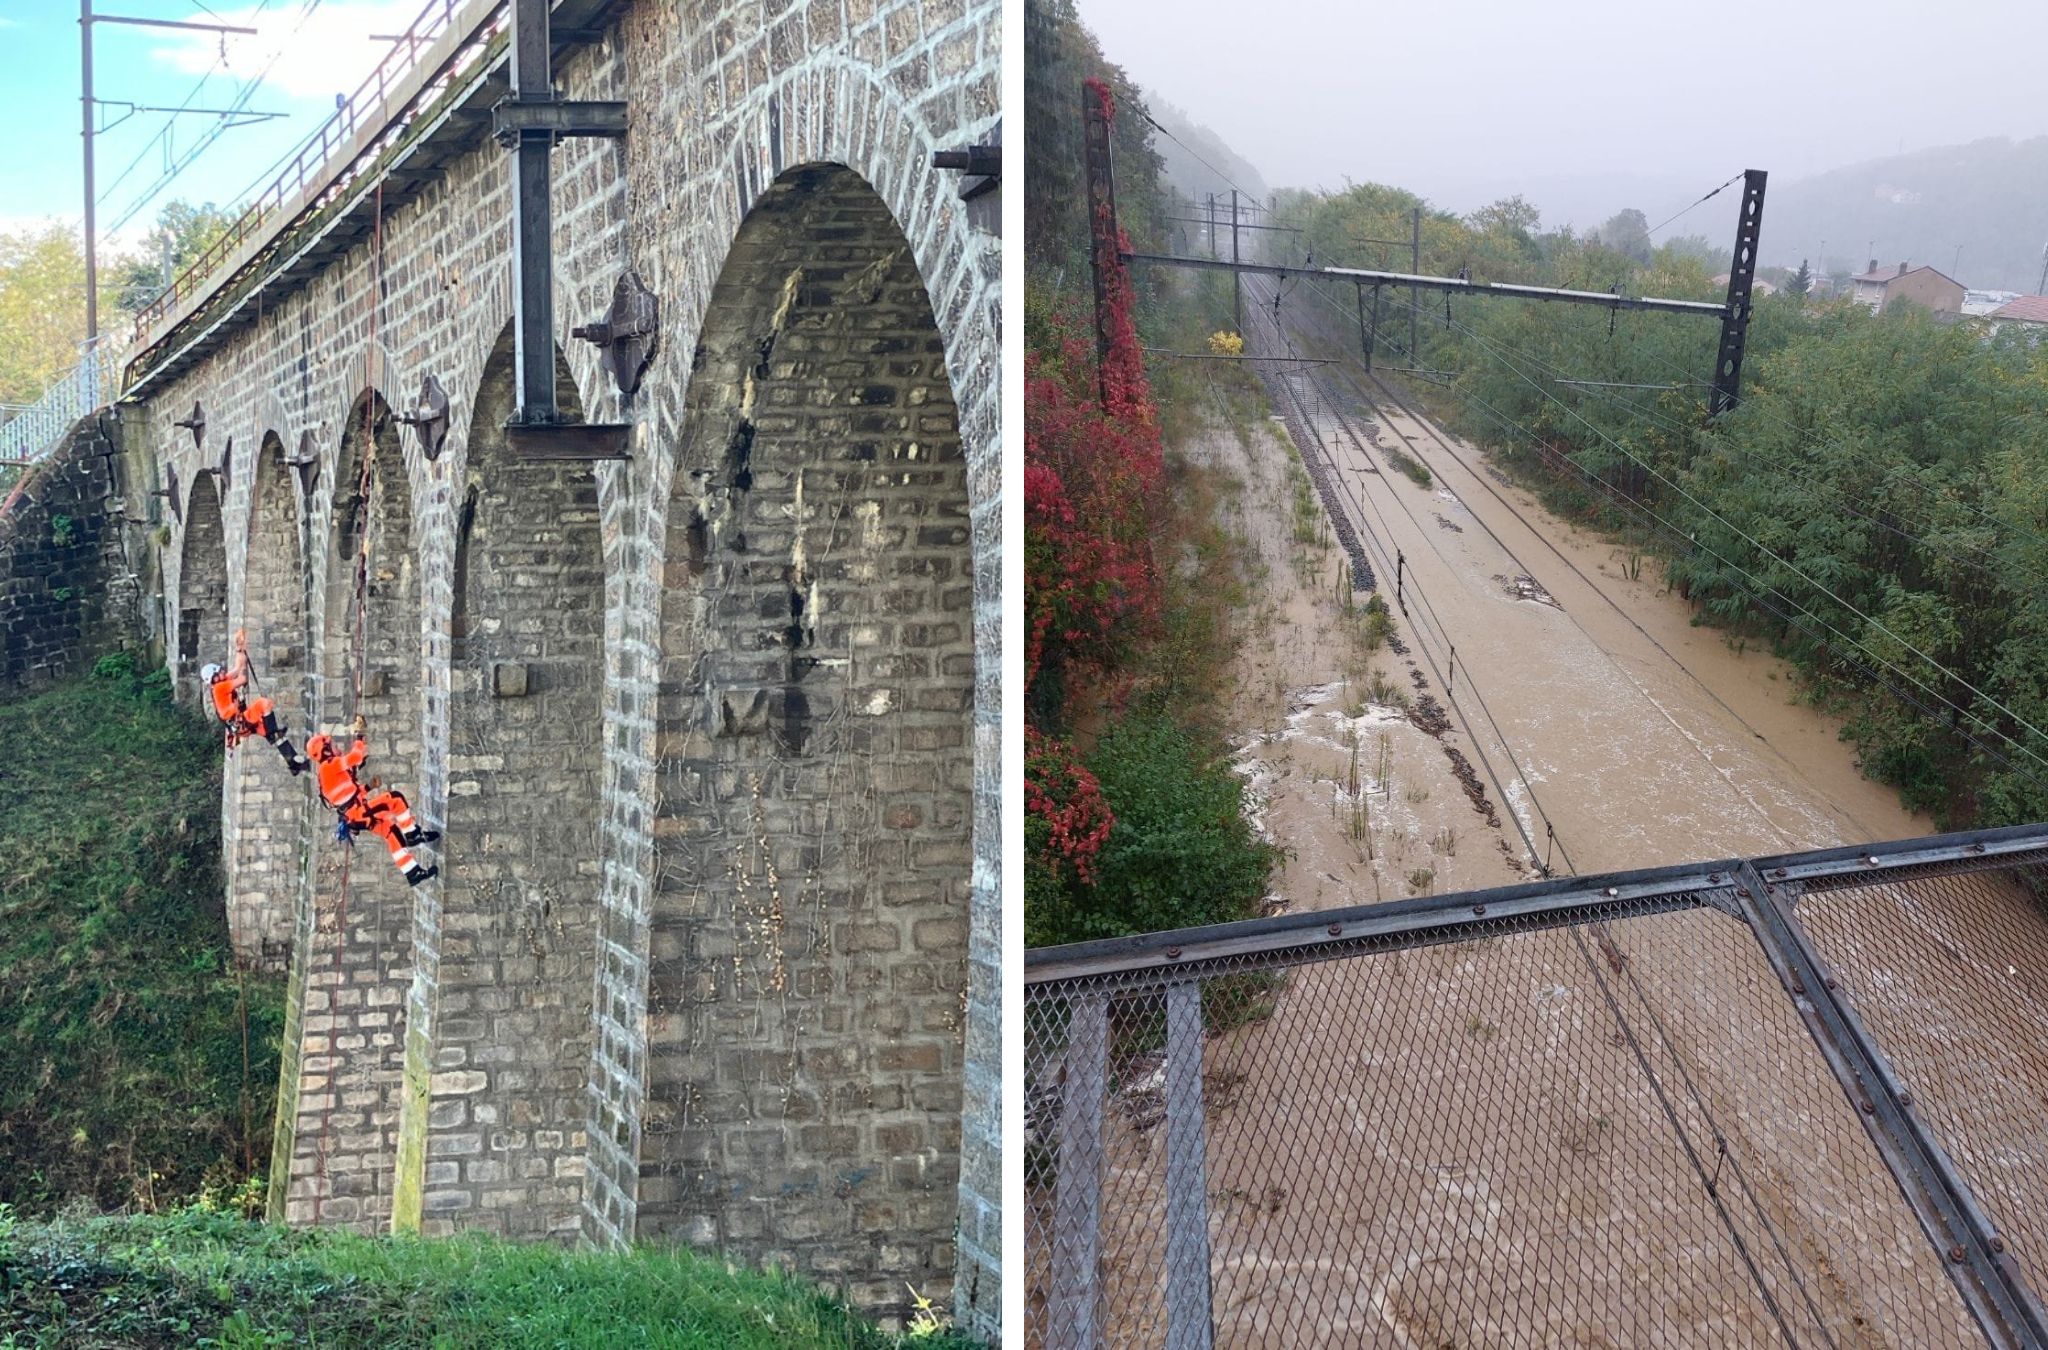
{"left": 1984, "top": 294, "right": 2048, "bottom": 338}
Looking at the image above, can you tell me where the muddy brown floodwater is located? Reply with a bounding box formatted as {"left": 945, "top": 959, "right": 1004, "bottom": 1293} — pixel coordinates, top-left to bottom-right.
{"left": 1039, "top": 289, "right": 1997, "bottom": 1346}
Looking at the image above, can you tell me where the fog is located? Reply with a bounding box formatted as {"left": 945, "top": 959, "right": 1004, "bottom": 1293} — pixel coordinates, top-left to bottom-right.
{"left": 1075, "top": 0, "right": 2048, "bottom": 244}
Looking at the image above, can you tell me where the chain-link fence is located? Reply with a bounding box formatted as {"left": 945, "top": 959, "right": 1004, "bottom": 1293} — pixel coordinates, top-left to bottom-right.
{"left": 1025, "top": 827, "right": 2048, "bottom": 1348}
{"left": 1, "top": 339, "right": 107, "bottom": 468}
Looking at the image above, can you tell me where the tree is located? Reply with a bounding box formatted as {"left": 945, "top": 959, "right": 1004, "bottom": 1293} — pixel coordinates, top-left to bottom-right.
{"left": 1786, "top": 258, "right": 1813, "bottom": 299}
{"left": 0, "top": 223, "right": 105, "bottom": 407}
{"left": 1595, "top": 208, "right": 1654, "bottom": 264}
{"left": 1469, "top": 195, "right": 1541, "bottom": 240}
{"left": 111, "top": 201, "right": 234, "bottom": 316}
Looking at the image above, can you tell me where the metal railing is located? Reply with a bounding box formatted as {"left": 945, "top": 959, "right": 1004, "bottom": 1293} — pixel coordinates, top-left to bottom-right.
{"left": 127, "top": 0, "right": 496, "bottom": 349}
{"left": 1025, "top": 826, "right": 2048, "bottom": 1348}
{"left": 0, "top": 339, "right": 108, "bottom": 467}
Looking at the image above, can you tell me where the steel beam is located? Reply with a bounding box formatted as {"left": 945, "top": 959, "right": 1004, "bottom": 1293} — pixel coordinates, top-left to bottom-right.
{"left": 1026, "top": 825, "right": 2048, "bottom": 984}
{"left": 505, "top": 422, "right": 630, "bottom": 459}
{"left": 507, "top": 0, "right": 558, "bottom": 426}
{"left": 491, "top": 98, "right": 627, "bottom": 140}
{"left": 1124, "top": 252, "right": 1730, "bottom": 318}
{"left": 1049, "top": 994, "right": 1108, "bottom": 1348}
{"left": 1733, "top": 862, "right": 2048, "bottom": 1347}
{"left": 1081, "top": 84, "right": 1118, "bottom": 402}
{"left": 1163, "top": 215, "right": 1299, "bottom": 233}
{"left": 1709, "top": 170, "right": 1767, "bottom": 416}
{"left": 1162, "top": 982, "right": 1215, "bottom": 1350}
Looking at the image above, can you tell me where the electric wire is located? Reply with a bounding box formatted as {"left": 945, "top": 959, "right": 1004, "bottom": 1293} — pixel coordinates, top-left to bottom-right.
{"left": 105, "top": 0, "right": 325, "bottom": 235}
{"left": 1441, "top": 323, "right": 2048, "bottom": 776}
{"left": 1137, "top": 109, "right": 1267, "bottom": 215}
{"left": 1248, "top": 249, "right": 1839, "bottom": 1326}
{"left": 1269, "top": 267, "right": 2048, "bottom": 798}
{"left": 1335, "top": 283, "right": 2025, "bottom": 584}
{"left": 1254, "top": 265, "right": 1960, "bottom": 1334}
{"left": 1377, "top": 325, "right": 2048, "bottom": 799}
{"left": 1646, "top": 171, "right": 1745, "bottom": 238}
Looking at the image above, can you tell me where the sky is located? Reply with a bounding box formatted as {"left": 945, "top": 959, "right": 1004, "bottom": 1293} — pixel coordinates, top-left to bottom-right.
{"left": 1074, "top": 0, "right": 2048, "bottom": 241}
{"left": 0, "top": 0, "right": 421, "bottom": 249}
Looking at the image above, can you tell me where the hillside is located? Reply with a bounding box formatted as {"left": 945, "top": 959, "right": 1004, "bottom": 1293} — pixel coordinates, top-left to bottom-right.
{"left": 1764, "top": 135, "right": 2048, "bottom": 291}
{"left": 0, "top": 656, "right": 281, "bottom": 1217}
{"left": 0, "top": 1207, "right": 973, "bottom": 1347}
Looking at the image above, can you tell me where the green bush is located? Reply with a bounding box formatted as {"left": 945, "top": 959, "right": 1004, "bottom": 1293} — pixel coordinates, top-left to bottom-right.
{"left": 1031, "top": 713, "right": 1275, "bottom": 945}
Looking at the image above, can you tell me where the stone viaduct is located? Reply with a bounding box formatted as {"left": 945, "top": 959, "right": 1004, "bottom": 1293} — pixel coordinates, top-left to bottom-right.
{"left": 61, "top": 0, "right": 1001, "bottom": 1333}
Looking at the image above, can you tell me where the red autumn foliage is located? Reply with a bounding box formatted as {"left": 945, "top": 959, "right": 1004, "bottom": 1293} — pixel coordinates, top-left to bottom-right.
{"left": 1024, "top": 727, "right": 1115, "bottom": 884}
{"left": 1024, "top": 77, "right": 1173, "bottom": 886}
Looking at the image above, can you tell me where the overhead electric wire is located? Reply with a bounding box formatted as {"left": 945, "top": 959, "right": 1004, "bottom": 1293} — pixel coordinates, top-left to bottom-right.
{"left": 1282, "top": 286, "right": 1878, "bottom": 845}
{"left": 1448, "top": 367, "right": 2048, "bottom": 801}
{"left": 1353, "top": 290, "right": 2027, "bottom": 584}
{"left": 1624, "top": 327, "right": 2048, "bottom": 553}
{"left": 1256, "top": 257, "right": 1835, "bottom": 1321}
{"left": 95, "top": 48, "right": 232, "bottom": 210}
{"left": 102, "top": 0, "right": 323, "bottom": 235}
{"left": 1646, "top": 170, "right": 1745, "bottom": 238}
{"left": 1440, "top": 325, "right": 2048, "bottom": 774}
{"left": 1138, "top": 109, "right": 1267, "bottom": 213}
{"left": 1227, "top": 230, "right": 1982, "bottom": 1331}
{"left": 1268, "top": 267, "right": 2048, "bottom": 799}
{"left": 1355, "top": 302, "right": 2048, "bottom": 793}
{"left": 93, "top": 0, "right": 287, "bottom": 211}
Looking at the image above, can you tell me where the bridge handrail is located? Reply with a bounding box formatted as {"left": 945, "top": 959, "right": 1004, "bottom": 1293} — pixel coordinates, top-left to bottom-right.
{"left": 0, "top": 339, "right": 109, "bottom": 468}
{"left": 126, "top": 0, "right": 480, "bottom": 351}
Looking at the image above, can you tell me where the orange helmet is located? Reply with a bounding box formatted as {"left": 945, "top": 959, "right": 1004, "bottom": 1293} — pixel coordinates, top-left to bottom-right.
{"left": 306, "top": 734, "right": 335, "bottom": 761}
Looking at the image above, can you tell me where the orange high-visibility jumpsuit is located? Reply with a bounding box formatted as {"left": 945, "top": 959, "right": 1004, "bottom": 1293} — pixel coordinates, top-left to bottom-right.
{"left": 208, "top": 654, "right": 307, "bottom": 773}
{"left": 315, "top": 738, "right": 437, "bottom": 884}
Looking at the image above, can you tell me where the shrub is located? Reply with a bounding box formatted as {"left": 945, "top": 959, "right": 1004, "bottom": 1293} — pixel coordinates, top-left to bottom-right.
{"left": 1029, "top": 713, "right": 1275, "bottom": 946}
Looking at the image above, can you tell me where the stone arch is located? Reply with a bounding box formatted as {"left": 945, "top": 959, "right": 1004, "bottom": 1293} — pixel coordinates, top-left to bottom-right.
{"left": 642, "top": 162, "right": 974, "bottom": 1323}
{"left": 227, "top": 432, "right": 310, "bottom": 972}
{"left": 423, "top": 324, "right": 602, "bottom": 1237}
{"left": 285, "top": 389, "right": 424, "bottom": 1233}
{"left": 177, "top": 471, "right": 229, "bottom": 704}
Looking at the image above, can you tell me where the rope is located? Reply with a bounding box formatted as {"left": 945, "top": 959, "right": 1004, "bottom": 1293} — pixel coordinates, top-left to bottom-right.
{"left": 312, "top": 182, "right": 382, "bottom": 1226}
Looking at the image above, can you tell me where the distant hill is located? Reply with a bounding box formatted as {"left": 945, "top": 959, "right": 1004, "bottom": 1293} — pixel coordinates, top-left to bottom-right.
{"left": 1762, "top": 137, "right": 2048, "bottom": 293}
{"left": 1146, "top": 96, "right": 1269, "bottom": 211}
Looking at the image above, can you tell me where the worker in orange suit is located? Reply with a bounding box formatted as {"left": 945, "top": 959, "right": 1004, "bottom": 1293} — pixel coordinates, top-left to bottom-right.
{"left": 307, "top": 715, "right": 440, "bottom": 887}
{"left": 203, "top": 631, "right": 309, "bottom": 775}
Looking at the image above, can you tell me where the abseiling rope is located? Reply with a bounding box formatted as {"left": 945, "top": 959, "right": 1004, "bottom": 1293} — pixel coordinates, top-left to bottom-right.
{"left": 312, "top": 184, "right": 384, "bottom": 1226}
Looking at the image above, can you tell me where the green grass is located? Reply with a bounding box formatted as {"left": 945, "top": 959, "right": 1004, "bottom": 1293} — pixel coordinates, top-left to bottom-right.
{"left": 0, "top": 1207, "right": 976, "bottom": 1348}
{"left": 0, "top": 655, "right": 283, "bottom": 1216}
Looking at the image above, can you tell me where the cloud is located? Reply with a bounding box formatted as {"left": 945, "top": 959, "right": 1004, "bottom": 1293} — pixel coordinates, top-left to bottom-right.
{"left": 147, "top": 1, "right": 430, "bottom": 105}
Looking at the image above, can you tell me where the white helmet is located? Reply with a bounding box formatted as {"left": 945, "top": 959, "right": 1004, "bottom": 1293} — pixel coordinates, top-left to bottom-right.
{"left": 200, "top": 663, "right": 224, "bottom": 684}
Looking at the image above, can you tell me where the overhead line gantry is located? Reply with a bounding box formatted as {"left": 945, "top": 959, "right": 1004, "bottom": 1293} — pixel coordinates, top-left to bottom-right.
{"left": 1081, "top": 82, "right": 1767, "bottom": 418}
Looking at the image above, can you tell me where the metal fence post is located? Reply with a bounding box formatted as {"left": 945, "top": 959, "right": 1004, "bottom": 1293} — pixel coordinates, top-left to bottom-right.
{"left": 1163, "top": 982, "right": 1215, "bottom": 1350}
{"left": 1050, "top": 992, "right": 1108, "bottom": 1348}
{"left": 1732, "top": 862, "right": 2048, "bottom": 1348}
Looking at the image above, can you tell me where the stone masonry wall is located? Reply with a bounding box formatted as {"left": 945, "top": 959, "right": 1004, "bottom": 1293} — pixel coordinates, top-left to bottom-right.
{"left": 637, "top": 163, "right": 974, "bottom": 1324}
{"left": 425, "top": 332, "right": 604, "bottom": 1238}
{"left": 0, "top": 412, "right": 145, "bottom": 690}
{"left": 176, "top": 473, "right": 229, "bottom": 708}
{"left": 283, "top": 407, "right": 426, "bottom": 1234}
{"left": 226, "top": 437, "right": 311, "bottom": 972}
{"left": 130, "top": 0, "right": 1001, "bottom": 1337}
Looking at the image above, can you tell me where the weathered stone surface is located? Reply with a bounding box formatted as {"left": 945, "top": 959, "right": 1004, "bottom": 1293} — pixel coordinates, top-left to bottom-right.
{"left": 87, "top": 0, "right": 1002, "bottom": 1339}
